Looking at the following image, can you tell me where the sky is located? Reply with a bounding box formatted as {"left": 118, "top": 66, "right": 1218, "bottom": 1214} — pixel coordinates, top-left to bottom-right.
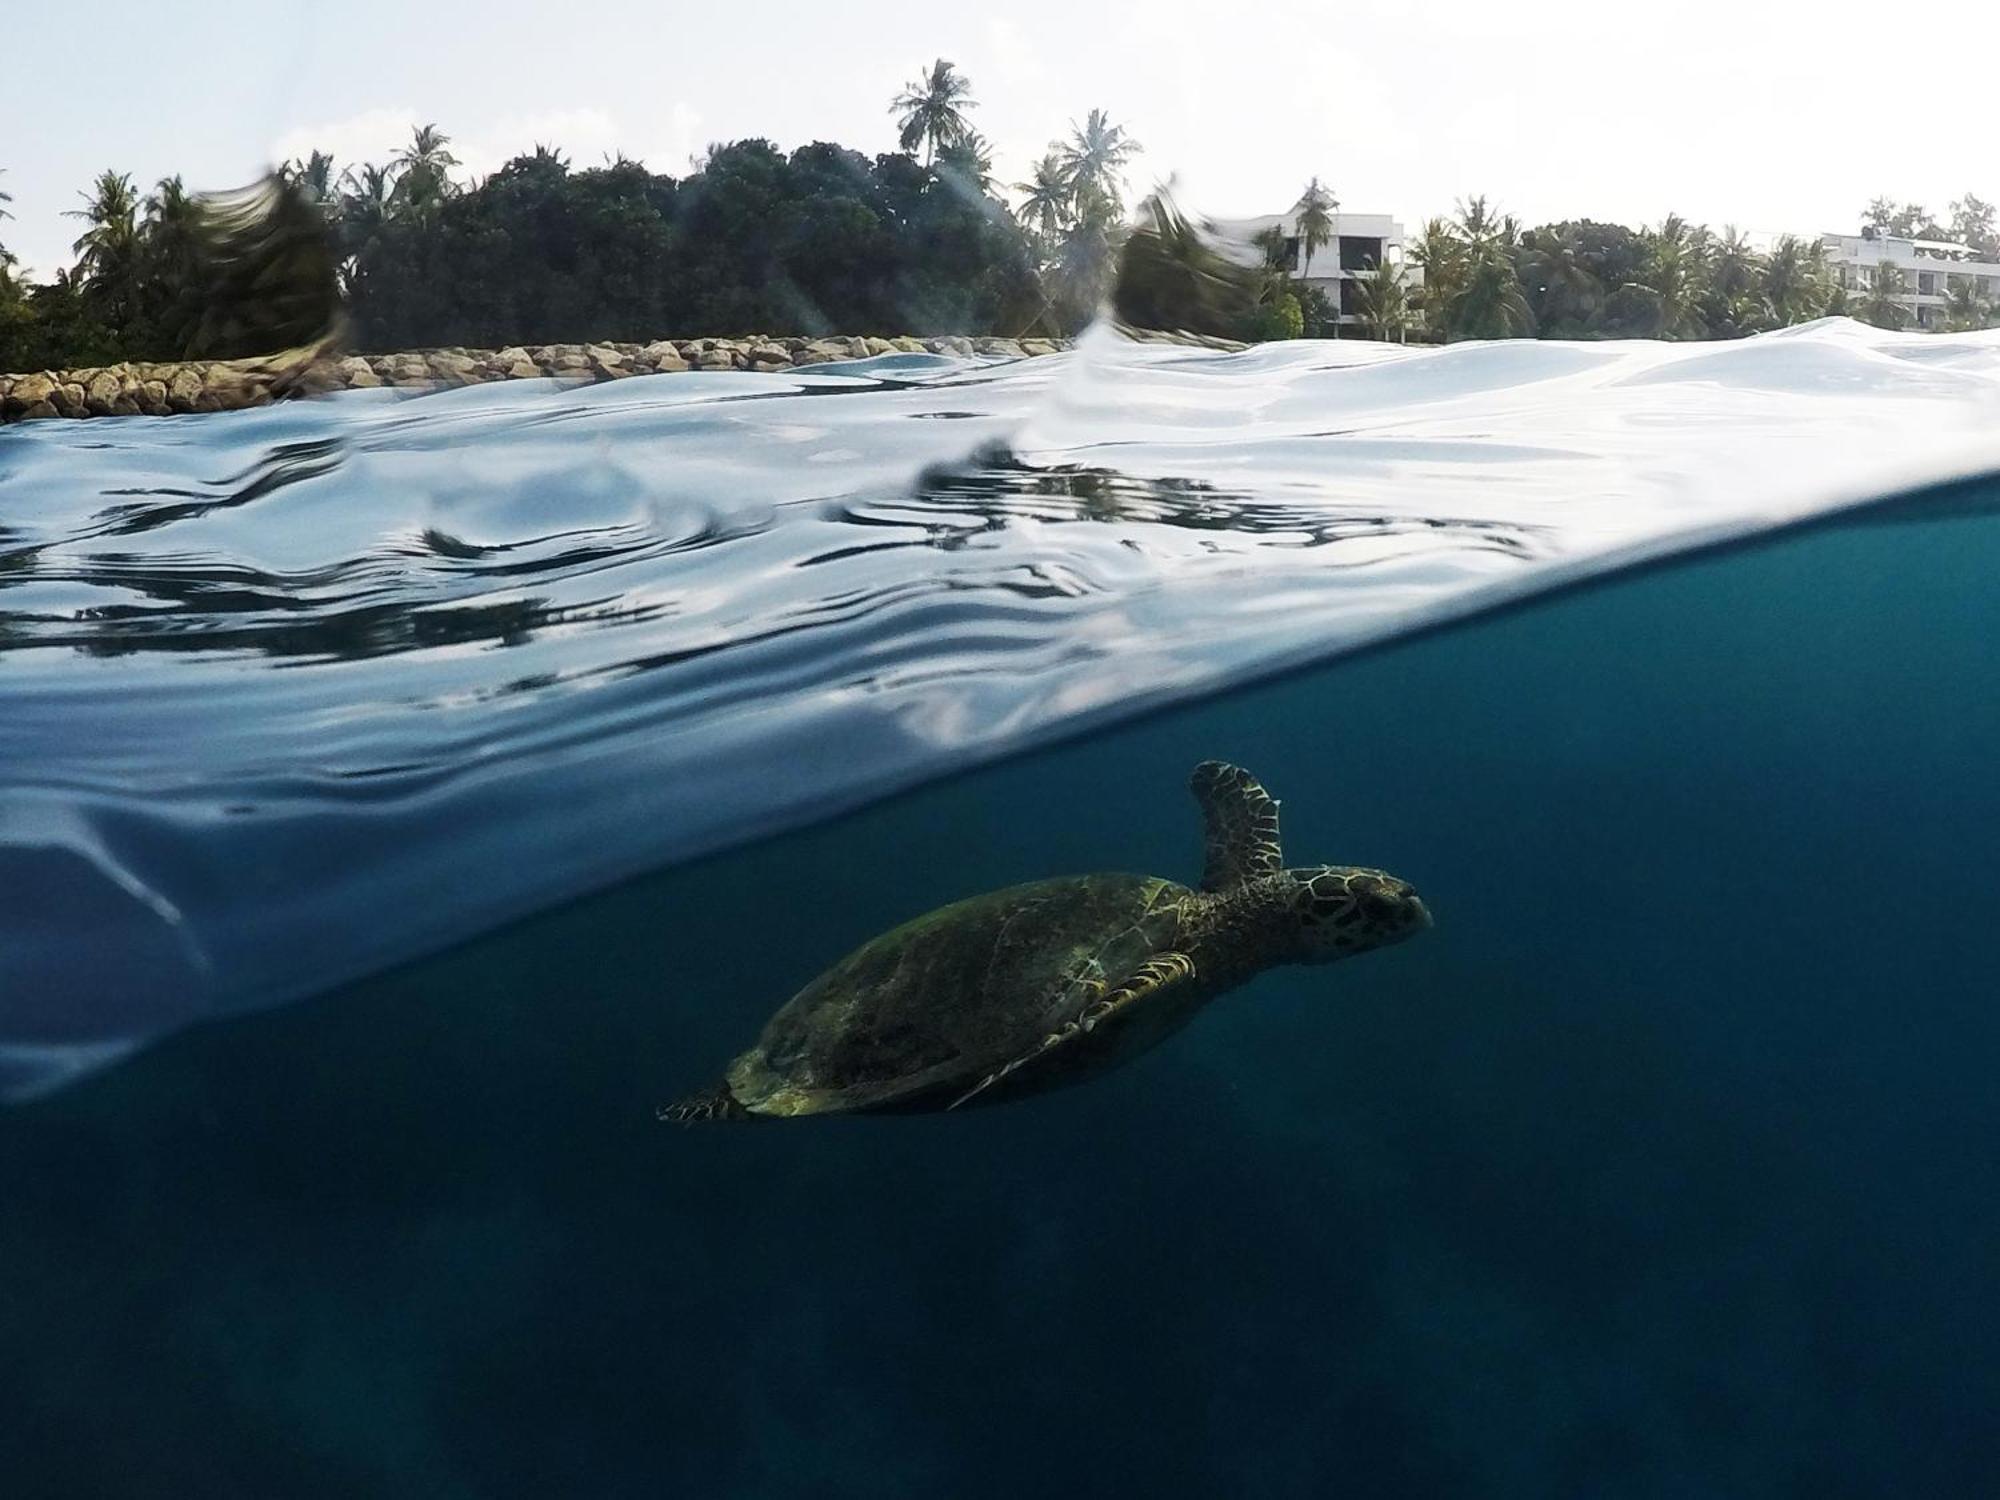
{"left": 4, "top": 0, "right": 1999, "bottom": 278}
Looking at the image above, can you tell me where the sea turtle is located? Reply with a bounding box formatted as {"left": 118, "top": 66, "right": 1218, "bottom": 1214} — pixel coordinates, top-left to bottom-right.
{"left": 662, "top": 760, "right": 1430, "bottom": 1122}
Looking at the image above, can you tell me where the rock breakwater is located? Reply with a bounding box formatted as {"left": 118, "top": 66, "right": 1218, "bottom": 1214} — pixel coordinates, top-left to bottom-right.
{"left": 0, "top": 335, "right": 1072, "bottom": 423}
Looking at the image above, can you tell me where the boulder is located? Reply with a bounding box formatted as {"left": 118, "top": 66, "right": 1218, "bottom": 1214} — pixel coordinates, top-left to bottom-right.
{"left": 19, "top": 399, "right": 59, "bottom": 420}
{"left": 6, "top": 372, "right": 56, "bottom": 414}
{"left": 427, "top": 351, "right": 481, "bottom": 383}
{"left": 167, "top": 367, "right": 204, "bottom": 412}
{"left": 51, "top": 383, "right": 87, "bottom": 417}
{"left": 84, "top": 371, "right": 123, "bottom": 415}
{"left": 138, "top": 380, "right": 171, "bottom": 414}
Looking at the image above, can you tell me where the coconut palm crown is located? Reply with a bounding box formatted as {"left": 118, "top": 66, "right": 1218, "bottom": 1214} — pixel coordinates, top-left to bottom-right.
{"left": 891, "top": 59, "right": 976, "bottom": 167}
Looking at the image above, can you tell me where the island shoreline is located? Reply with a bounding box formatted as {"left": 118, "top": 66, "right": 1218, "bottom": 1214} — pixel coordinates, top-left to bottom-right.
{"left": 0, "top": 334, "right": 1079, "bottom": 423}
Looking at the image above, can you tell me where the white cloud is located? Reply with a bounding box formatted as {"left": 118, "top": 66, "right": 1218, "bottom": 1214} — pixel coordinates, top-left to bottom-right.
{"left": 456, "top": 107, "right": 622, "bottom": 181}
{"left": 642, "top": 102, "right": 708, "bottom": 176}
{"left": 270, "top": 107, "right": 421, "bottom": 177}
{"left": 264, "top": 101, "right": 717, "bottom": 193}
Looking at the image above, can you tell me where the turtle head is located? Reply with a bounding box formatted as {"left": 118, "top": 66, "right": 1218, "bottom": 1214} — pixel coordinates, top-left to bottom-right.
{"left": 1279, "top": 866, "right": 1432, "bottom": 963}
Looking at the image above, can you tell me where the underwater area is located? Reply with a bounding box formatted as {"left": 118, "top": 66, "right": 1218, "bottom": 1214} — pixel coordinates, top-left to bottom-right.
{"left": 2, "top": 328, "right": 1999, "bottom": 1495}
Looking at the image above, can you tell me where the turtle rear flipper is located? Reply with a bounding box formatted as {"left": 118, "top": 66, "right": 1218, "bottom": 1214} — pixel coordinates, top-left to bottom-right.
{"left": 658, "top": 1083, "right": 757, "bottom": 1125}
{"left": 949, "top": 950, "right": 1200, "bottom": 1110}
{"left": 1190, "top": 761, "right": 1283, "bottom": 891}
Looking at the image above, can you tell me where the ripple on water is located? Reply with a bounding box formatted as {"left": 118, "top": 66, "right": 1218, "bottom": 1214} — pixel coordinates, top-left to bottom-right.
{"left": 3, "top": 323, "right": 2000, "bottom": 1094}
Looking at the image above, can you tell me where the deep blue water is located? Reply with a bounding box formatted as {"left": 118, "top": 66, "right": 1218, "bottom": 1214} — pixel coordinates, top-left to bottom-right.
{"left": 3, "top": 327, "right": 1999, "bottom": 1495}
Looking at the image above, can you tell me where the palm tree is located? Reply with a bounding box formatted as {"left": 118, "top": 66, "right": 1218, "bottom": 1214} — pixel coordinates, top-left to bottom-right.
{"left": 0, "top": 167, "right": 11, "bottom": 225}
{"left": 393, "top": 123, "right": 459, "bottom": 219}
{"left": 1451, "top": 252, "right": 1534, "bottom": 338}
{"left": 1295, "top": 177, "right": 1337, "bottom": 277}
{"left": 1640, "top": 230, "right": 1709, "bottom": 339}
{"left": 140, "top": 175, "right": 208, "bottom": 351}
{"left": 1941, "top": 277, "right": 1993, "bottom": 331}
{"left": 67, "top": 169, "right": 140, "bottom": 273}
{"left": 1856, "top": 261, "right": 1910, "bottom": 329}
{"left": 935, "top": 130, "right": 995, "bottom": 196}
{"left": 1692, "top": 225, "right": 1766, "bottom": 337}
{"left": 1408, "top": 217, "right": 1466, "bottom": 337}
{"left": 1252, "top": 223, "right": 1294, "bottom": 275}
{"left": 1761, "top": 235, "right": 1828, "bottom": 326}
{"left": 890, "top": 59, "right": 975, "bottom": 167}
{"left": 1454, "top": 194, "right": 1509, "bottom": 246}
{"left": 1050, "top": 184, "right": 1123, "bottom": 326}
{"left": 340, "top": 163, "right": 397, "bottom": 239}
{"left": 1058, "top": 109, "right": 1140, "bottom": 218}
{"left": 1350, "top": 260, "right": 1410, "bottom": 341}
{"left": 1516, "top": 227, "right": 1602, "bottom": 330}
{"left": 336, "top": 162, "right": 398, "bottom": 299}
{"left": 282, "top": 150, "right": 340, "bottom": 212}
{"left": 1443, "top": 197, "right": 1531, "bottom": 339}
{"left": 65, "top": 169, "right": 144, "bottom": 345}
{"left": 1014, "top": 151, "right": 1071, "bottom": 237}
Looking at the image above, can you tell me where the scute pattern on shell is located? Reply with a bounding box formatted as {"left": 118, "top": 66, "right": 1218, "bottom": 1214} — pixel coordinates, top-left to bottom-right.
{"left": 726, "top": 874, "right": 1188, "bottom": 1115}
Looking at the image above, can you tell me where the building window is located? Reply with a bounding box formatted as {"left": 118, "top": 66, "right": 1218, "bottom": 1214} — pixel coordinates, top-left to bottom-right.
{"left": 1338, "top": 236, "right": 1382, "bottom": 272}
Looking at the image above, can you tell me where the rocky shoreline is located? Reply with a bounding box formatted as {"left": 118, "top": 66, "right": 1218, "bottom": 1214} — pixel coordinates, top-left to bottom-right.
{"left": 0, "top": 334, "right": 1073, "bottom": 423}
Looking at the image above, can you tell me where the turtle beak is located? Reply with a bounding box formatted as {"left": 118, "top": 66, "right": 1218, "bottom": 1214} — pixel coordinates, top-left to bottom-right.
{"left": 1411, "top": 896, "right": 1434, "bottom": 930}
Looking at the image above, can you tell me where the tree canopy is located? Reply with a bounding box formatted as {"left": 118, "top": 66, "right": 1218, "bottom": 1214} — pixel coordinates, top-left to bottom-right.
{"left": 4, "top": 103, "right": 1997, "bottom": 373}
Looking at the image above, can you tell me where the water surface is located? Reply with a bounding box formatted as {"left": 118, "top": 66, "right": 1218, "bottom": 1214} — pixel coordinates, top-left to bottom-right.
{"left": 4, "top": 322, "right": 1999, "bottom": 1094}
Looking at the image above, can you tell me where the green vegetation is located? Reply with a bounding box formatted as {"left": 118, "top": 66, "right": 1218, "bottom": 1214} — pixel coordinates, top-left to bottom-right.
{"left": 0, "top": 169, "right": 335, "bottom": 371}
{"left": 1861, "top": 194, "right": 1997, "bottom": 256}
{"left": 891, "top": 59, "right": 976, "bottom": 167}
{"left": 0, "top": 69, "right": 1148, "bottom": 368}
{"left": 3, "top": 74, "right": 1997, "bottom": 373}
{"left": 1350, "top": 260, "right": 1411, "bottom": 342}
{"left": 1855, "top": 260, "right": 1910, "bottom": 330}
{"left": 1413, "top": 196, "right": 1997, "bottom": 342}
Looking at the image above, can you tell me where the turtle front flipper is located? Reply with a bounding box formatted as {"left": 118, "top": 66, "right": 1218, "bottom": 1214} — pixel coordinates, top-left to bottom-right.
{"left": 1190, "top": 761, "right": 1283, "bottom": 891}
{"left": 658, "top": 1082, "right": 758, "bottom": 1125}
{"left": 949, "top": 951, "right": 1200, "bottom": 1110}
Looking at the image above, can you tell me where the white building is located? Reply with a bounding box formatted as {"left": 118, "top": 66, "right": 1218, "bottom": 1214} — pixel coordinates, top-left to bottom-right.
{"left": 1820, "top": 229, "right": 2000, "bottom": 330}
{"left": 1213, "top": 206, "right": 1418, "bottom": 330}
